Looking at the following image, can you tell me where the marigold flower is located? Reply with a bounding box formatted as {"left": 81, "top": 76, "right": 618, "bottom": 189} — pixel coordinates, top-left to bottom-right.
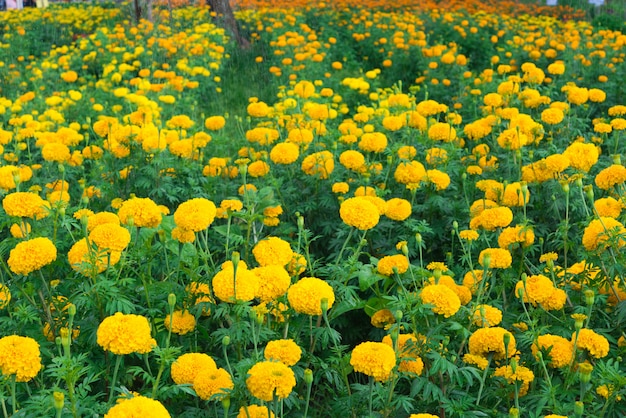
{"left": 459, "top": 230, "right": 479, "bottom": 241}
{"left": 394, "top": 161, "right": 427, "bottom": 189}
{"left": 340, "top": 197, "right": 380, "bottom": 230}
{"left": 381, "top": 333, "right": 423, "bottom": 375}
{"left": 426, "top": 169, "right": 450, "bottom": 190}
{"left": 358, "top": 132, "right": 388, "bottom": 153}
{"left": 41, "top": 142, "right": 71, "bottom": 163}
{"left": 270, "top": 142, "right": 299, "bottom": 165}
{"left": 472, "top": 304, "right": 503, "bottom": 327}
{"left": 493, "top": 364, "right": 534, "bottom": 396}
{"left": 89, "top": 223, "right": 131, "bottom": 252}
{"left": 582, "top": 217, "right": 626, "bottom": 251}
{"left": 252, "top": 237, "right": 293, "bottom": 267}
{"left": 287, "top": 277, "right": 335, "bottom": 315}
{"left": 428, "top": 122, "right": 457, "bottom": 142}
{"left": 103, "top": 396, "right": 170, "bottom": 418}
{"left": 2, "top": 192, "right": 49, "bottom": 219}
{"left": 339, "top": 150, "right": 366, "bottom": 171}
{"left": 164, "top": 310, "right": 196, "bottom": 336}
{"left": 252, "top": 265, "right": 291, "bottom": 302}
{"left": 594, "top": 197, "right": 622, "bottom": 218}
{"left": 7, "top": 237, "right": 57, "bottom": 275}
{"left": 478, "top": 248, "right": 512, "bottom": 269}
{"left": 541, "top": 108, "right": 564, "bottom": 125}
{"left": 574, "top": 329, "right": 609, "bottom": 359}
{"left": 171, "top": 227, "right": 195, "bottom": 243}
{"left": 171, "top": 353, "right": 217, "bottom": 385}
{"left": 469, "top": 207, "right": 513, "bottom": 231}
{"left": 174, "top": 198, "right": 217, "bottom": 232}
{"left": 562, "top": 142, "right": 598, "bottom": 172}
{"left": 68, "top": 238, "right": 121, "bottom": 275}
{"left": 301, "top": 150, "right": 334, "bottom": 179}
{"left": 96, "top": 312, "right": 156, "bottom": 355}
{"left": 332, "top": 182, "right": 349, "bottom": 194}
{"left": 248, "top": 160, "right": 270, "bottom": 178}
{"left": 193, "top": 367, "right": 233, "bottom": 401}
{"left": 87, "top": 211, "right": 120, "bottom": 232}
{"left": 463, "top": 353, "right": 489, "bottom": 369}
{"left": 420, "top": 284, "right": 461, "bottom": 317}
{"left": 118, "top": 197, "right": 162, "bottom": 228}
{"left": 377, "top": 254, "right": 409, "bottom": 276}
{"left": 385, "top": 197, "right": 413, "bottom": 221}
{"left": 204, "top": 116, "right": 226, "bottom": 131}
{"left": 246, "top": 361, "right": 296, "bottom": 401}
{"left": 469, "top": 327, "right": 516, "bottom": 360}
{"left": 264, "top": 339, "right": 302, "bottom": 366}
{"left": 212, "top": 264, "right": 259, "bottom": 303}
{"left": 237, "top": 405, "right": 274, "bottom": 418}
{"left": 350, "top": 341, "right": 396, "bottom": 382}
{"left": 0, "top": 335, "right": 42, "bottom": 382}
{"left": 595, "top": 164, "right": 626, "bottom": 190}
{"left": 532, "top": 335, "right": 574, "bottom": 368}
{"left": 498, "top": 225, "right": 534, "bottom": 249}
{"left": 371, "top": 309, "right": 395, "bottom": 328}
{"left": 0, "top": 284, "right": 10, "bottom": 309}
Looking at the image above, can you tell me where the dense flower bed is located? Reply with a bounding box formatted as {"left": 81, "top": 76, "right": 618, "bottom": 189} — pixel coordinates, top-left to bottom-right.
{"left": 0, "top": 1, "right": 624, "bottom": 417}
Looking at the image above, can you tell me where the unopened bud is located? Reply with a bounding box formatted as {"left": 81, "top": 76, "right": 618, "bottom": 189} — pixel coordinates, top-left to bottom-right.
{"left": 222, "top": 335, "right": 230, "bottom": 346}
{"left": 320, "top": 298, "right": 329, "bottom": 313}
{"left": 509, "top": 407, "right": 519, "bottom": 418}
{"left": 67, "top": 303, "right": 76, "bottom": 318}
{"left": 168, "top": 293, "right": 176, "bottom": 308}
{"left": 574, "top": 401, "right": 584, "bottom": 417}
{"left": 53, "top": 391, "right": 64, "bottom": 411}
{"left": 579, "top": 362, "right": 593, "bottom": 384}
{"left": 584, "top": 289, "right": 595, "bottom": 307}
{"left": 304, "top": 368, "right": 314, "bottom": 385}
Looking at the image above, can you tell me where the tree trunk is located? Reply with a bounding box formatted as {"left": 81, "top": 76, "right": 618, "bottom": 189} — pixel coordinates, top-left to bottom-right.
{"left": 206, "top": 0, "right": 250, "bottom": 48}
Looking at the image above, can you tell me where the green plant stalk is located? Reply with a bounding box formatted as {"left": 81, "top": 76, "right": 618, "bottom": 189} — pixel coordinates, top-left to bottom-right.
{"left": 476, "top": 354, "right": 492, "bottom": 406}
{"left": 368, "top": 376, "right": 374, "bottom": 418}
{"left": 153, "top": 299, "right": 175, "bottom": 398}
{"left": 8, "top": 376, "right": 16, "bottom": 416}
{"left": 538, "top": 354, "right": 556, "bottom": 410}
{"left": 108, "top": 355, "right": 123, "bottom": 405}
{"left": 303, "top": 379, "right": 313, "bottom": 418}
{"left": 0, "top": 393, "right": 7, "bottom": 418}
{"left": 334, "top": 227, "right": 355, "bottom": 265}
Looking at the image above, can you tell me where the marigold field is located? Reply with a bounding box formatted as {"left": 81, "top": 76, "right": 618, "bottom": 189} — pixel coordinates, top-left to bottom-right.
{"left": 0, "top": 0, "right": 625, "bottom": 416}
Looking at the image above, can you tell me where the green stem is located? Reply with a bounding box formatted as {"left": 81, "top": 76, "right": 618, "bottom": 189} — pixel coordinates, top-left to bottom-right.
{"left": 335, "top": 228, "right": 355, "bottom": 265}
{"left": 476, "top": 355, "right": 492, "bottom": 406}
{"left": 9, "top": 376, "right": 16, "bottom": 415}
{"left": 108, "top": 355, "right": 123, "bottom": 405}
{"left": 368, "top": 377, "right": 374, "bottom": 417}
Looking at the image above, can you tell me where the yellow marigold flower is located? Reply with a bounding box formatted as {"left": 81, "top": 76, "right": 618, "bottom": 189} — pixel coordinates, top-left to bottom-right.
{"left": 340, "top": 196, "right": 380, "bottom": 230}
{"left": 539, "top": 252, "right": 558, "bottom": 263}
{"left": 478, "top": 248, "right": 512, "bottom": 269}
{"left": 164, "top": 310, "right": 196, "bottom": 336}
{"left": 532, "top": 335, "right": 574, "bottom": 368}
{"left": 611, "top": 118, "right": 626, "bottom": 130}
{"left": 41, "top": 142, "right": 71, "bottom": 163}
{"left": 426, "top": 169, "right": 450, "bottom": 190}
{"left": 174, "top": 198, "right": 217, "bottom": 232}
{"left": 264, "top": 339, "right": 302, "bottom": 366}
{"left": 171, "top": 227, "right": 195, "bottom": 243}
{"left": 89, "top": 223, "right": 131, "bottom": 252}
{"left": 498, "top": 225, "right": 534, "bottom": 249}
{"left": 252, "top": 265, "right": 291, "bottom": 302}
{"left": 60, "top": 71, "right": 78, "bottom": 82}
{"left": 287, "top": 277, "right": 335, "bottom": 315}
{"left": 459, "top": 230, "right": 479, "bottom": 241}
{"left": 104, "top": 396, "right": 170, "bottom": 417}
{"left": 270, "top": 142, "right": 299, "bottom": 165}
{"left": 212, "top": 265, "right": 259, "bottom": 303}
{"left": 171, "top": 353, "right": 217, "bottom": 385}
{"left": 381, "top": 333, "right": 423, "bottom": 375}
{"left": 593, "top": 197, "right": 623, "bottom": 219}
{"left": 358, "top": 132, "right": 388, "bottom": 153}
{"left": 469, "top": 327, "right": 516, "bottom": 360}
{"left": 463, "top": 270, "right": 486, "bottom": 295}
{"left": 394, "top": 161, "right": 427, "bottom": 189}
{"left": 420, "top": 284, "right": 461, "bottom": 317}
{"left": 287, "top": 252, "right": 307, "bottom": 276}
{"left": 494, "top": 364, "right": 534, "bottom": 396}
{"left": 472, "top": 304, "right": 503, "bottom": 327}
{"left": 425, "top": 147, "right": 448, "bottom": 166}
{"left": 382, "top": 115, "right": 405, "bottom": 131}
{"left": 0, "top": 165, "right": 33, "bottom": 191}
{"left": 377, "top": 254, "right": 409, "bottom": 276}
{"left": 237, "top": 405, "right": 274, "bottom": 418}
{"left": 204, "top": 116, "right": 226, "bottom": 131}
{"left": 562, "top": 141, "right": 598, "bottom": 172}
{"left": 193, "top": 367, "right": 233, "bottom": 401}
{"left": 428, "top": 122, "right": 457, "bottom": 142}
{"left": 118, "top": 197, "right": 162, "bottom": 228}
{"left": 0, "top": 284, "right": 10, "bottom": 309}
{"left": 470, "top": 206, "right": 513, "bottom": 231}
{"left": 67, "top": 238, "right": 121, "bottom": 275}
{"left": 588, "top": 88, "right": 606, "bottom": 103}
{"left": 595, "top": 164, "right": 626, "bottom": 190}
{"left": 301, "top": 150, "right": 334, "bottom": 179}
{"left": 410, "top": 414, "right": 439, "bottom": 418}
{"left": 97, "top": 312, "right": 156, "bottom": 355}
{"left": 88, "top": 212, "right": 120, "bottom": 232}
{"left": 354, "top": 186, "right": 377, "bottom": 197}
{"left": 252, "top": 237, "right": 293, "bottom": 267}
{"left": 371, "top": 309, "right": 395, "bottom": 328}
{"left": 350, "top": 341, "right": 396, "bottom": 382}
{"left": 248, "top": 160, "right": 270, "bottom": 178}
{"left": 463, "top": 353, "right": 489, "bottom": 370}
{"left": 246, "top": 361, "right": 296, "bottom": 401}
{"left": 7, "top": 237, "right": 57, "bottom": 275}
{"left": 397, "top": 145, "right": 417, "bottom": 160}
{"left": 514, "top": 274, "right": 554, "bottom": 306}
{"left": 339, "top": 150, "right": 366, "bottom": 171}
{"left": 541, "top": 108, "right": 564, "bottom": 125}
{"left": 332, "top": 182, "right": 349, "bottom": 194}
{"left": 574, "top": 329, "right": 609, "bottom": 359}
{"left": 582, "top": 217, "right": 626, "bottom": 251}
{"left": 0, "top": 335, "right": 41, "bottom": 382}
{"left": 2, "top": 191, "right": 49, "bottom": 219}
{"left": 500, "top": 182, "right": 529, "bottom": 207}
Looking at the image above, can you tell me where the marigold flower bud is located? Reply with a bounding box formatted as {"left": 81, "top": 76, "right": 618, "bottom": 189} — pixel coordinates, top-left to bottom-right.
{"left": 53, "top": 391, "right": 64, "bottom": 411}
{"left": 222, "top": 336, "right": 231, "bottom": 346}
{"left": 584, "top": 289, "right": 595, "bottom": 307}
{"left": 168, "top": 293, "right": 176, "bottom": 308}
{"left": 304, "top": 368, "right": 313, "bottom": 385}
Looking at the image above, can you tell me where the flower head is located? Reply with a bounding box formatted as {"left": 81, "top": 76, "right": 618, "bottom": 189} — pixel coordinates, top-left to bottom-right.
{"left": 193, "top": 368, "right": 233, "bottom": 401}
{"left": 246, "top": 361, "right": 296, "bottom": 401}
{"left": 0, "top": 335, "right": 42, "bottom": 382}
{"left": 420, "top": 284, "right": 461, "bottom": 317}
{"left": 350, "top": 341, "right": 396, "bottom": 382}
{"left": 7, "top": 237, "right": 57, "bottom": 275}
{"left": 264, "top": 339, "right": 302, "bottom": 366}
{"left": 340, "top": 197, "right": 380, "bottom": 230}
{"left": 164, "top": 310, "right": 196, "bottom": 336}
{"left": 118, "top": 197, "right": 162, "bottom": 228}
{"left": 171, "top": 353, "right": 217, "bottom": 385}
{"left": 287, "top": 277, "right": 335, "bottom": 315}
{"left": 174, "top": 198, "right": 217, "bottom": 232}
{"left": 97, "top": 312, "right": 156, "bottom": 355}
{"left": 104, "top": 396, "right": 170, "bottom": 418}
{"left": 252, "top": 237, "right": 293, "bottom": 267}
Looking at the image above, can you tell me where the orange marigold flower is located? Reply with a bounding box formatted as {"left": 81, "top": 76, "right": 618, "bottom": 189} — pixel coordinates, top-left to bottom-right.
{"left": 350, "top": 341, "right": 396, "bottom": 382}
